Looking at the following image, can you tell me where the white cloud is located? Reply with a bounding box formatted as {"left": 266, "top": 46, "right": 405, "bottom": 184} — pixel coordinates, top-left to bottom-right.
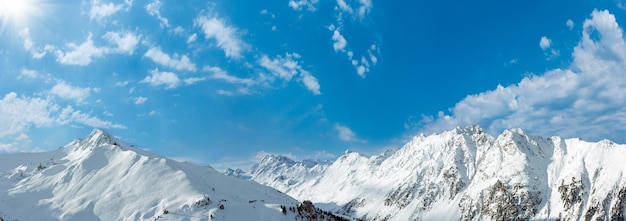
{"left": 357, "top": 0, "right": 372, "bottom": 18}
{"left": 258, "top": 53, "right": 322, "bottom": 95}
{"left": 145, "top": 0, "right": 169, "bottom": 27}
{"left": 336, "top": 0, "right": 353, "bottom": 14}
{"left": 300, "top": 70, "right": 321, "bottom": 95}
{"left": 336, "top": 0, "right": 372, "bottom": 18}
{"left": 103, "top": 31, "right": 140, "bottom": 54}
{"left": 0, "top": 133, "right": 33, "bottom": 152}
{"left": 57, "top": 106, "right": 125, "bottom": 129}
{"left": 539, "top": 36, "right": 552, "bottom": 49}
{"left": 329, "top": 25, "right": 378, "bottom": 77}
{"left": 216, "top": 88, "right": 253, "bottom": 96}
{"left": 173, "top": 26, "right": 185, "bottom": 35}
{"left": 0, "top": 92, "right": 124, "bottom": 139}
{"left": 194, "top": 16, "right": 245, "bottom": 59}
{"left": 206, "top": 66, "right": 255, "bottom": 85}
{"left": 18, "top": 28, "right": 55, "bottom": 59}
{"left": 332, "top": 29, "right": 347, "bottom": 51}
{"left": 419, "top": 9, "right": 626, "bottom": 143}
{"left": 539, "top": 36, "right": 559, "bottom": 59}
{"left": 313, "top": 150, "right": 335, "bottom": 159}
{"left": 90, "top": 0, "right": 125, "bottom": 21}
{"left": 566, "top": 19, "right": 575, "bottom": 30}
{"left": 187, "top": 33, "right": 197, "bottom": 44}
{"left": 134, "top": 96, "right": 148, "bottom": 105}
{"left": 183, "top": 77, "right": 207, "bottom": 85}
{"left": 140, "top": 69, "right": 181, "bottom": 89}
{"left": 115, "top": 81, "right": 130, "bottom": 87}
{"left": 259, "top": 53, "right": 301, "bottom": 81}
{"left": 50, "top": 81, "right": 95, "bottom": 103}
{"left": 144, "top": 47, "right": 197, "bottom": 72}
{"left": 335, "top": 123, "right": 365, "bottom": 142}
{"left": 289, "top": 0, "right": 318, "bottom": 11}
{"left": 19, "top": 69, "right": 38, "bottom": 79}
{"left": 55, "top": 34, "right": 107, "bottom": 66}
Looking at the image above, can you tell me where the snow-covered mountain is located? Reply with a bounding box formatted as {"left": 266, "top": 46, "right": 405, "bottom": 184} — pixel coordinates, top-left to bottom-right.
{"left": 237, "top": 126, "right": 626, "bottom": 220}
{"left": 0, "top": 129, "right": 349, "bottom": 221}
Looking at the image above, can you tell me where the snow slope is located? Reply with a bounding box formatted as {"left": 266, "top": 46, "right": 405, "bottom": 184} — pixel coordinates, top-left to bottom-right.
{"left": 239, "top": 126, "right": 626, "bottom": 220}
{"left": 0, "top": 129, "right": 348, "bottom": 221}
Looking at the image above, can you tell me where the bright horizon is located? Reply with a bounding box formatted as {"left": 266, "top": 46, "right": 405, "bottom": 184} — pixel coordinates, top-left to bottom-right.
{"left": 2, "top": 0, "right": 626, "bottom": 170}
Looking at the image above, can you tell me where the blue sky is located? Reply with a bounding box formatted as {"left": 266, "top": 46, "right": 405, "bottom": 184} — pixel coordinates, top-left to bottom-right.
{"left": 2, "top": 0, "right": 626, "bottom": 170}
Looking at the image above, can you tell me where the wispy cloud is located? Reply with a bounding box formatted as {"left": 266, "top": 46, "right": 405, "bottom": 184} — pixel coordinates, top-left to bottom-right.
{"left": 54, "top": 32, "right": 139, "bottom": 66}
{"left": 134, "top": 96, "right": 148, "bottom": 105}
{"left": 206, "top": 66, "right": 255, "bottom": 86}
{"left": 289, "top": 0, "right": 319, "bottom": 11}
{"left": 566, "top": 19, "right": 575, "bottom": 30}
{"left": 90, "top": 0, "right": 127, "bottom": 21}
{"left": 194, "top": 15, "right": 245, "bottom": 59}
{"left": 144, "top": 47, "right": 197, "bottom": 72}
{"left": 145, "top": 0, "right": 169, "bottom": 27}
{"left": 259, "top": 53, "right": 321, "bottom": 95}
{"left": 0, "top": 92, "right": 124, "bottom": 140}
{"left": 419, "top": 10, "right": 626, "bottom": 143}
{"left": 335, "top": 123, "right": 365, "bottom": 143}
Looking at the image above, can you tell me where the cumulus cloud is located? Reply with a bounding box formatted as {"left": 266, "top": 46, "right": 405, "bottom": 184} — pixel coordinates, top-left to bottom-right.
{"left": 50, "top": 81, "right": 95, "bottom": 103}
{"left": 539, "top": 36, "right": 552, "bottom": 49}
{"left": 335, "top": 123, "right": 365, "bottom": 142}
{"left": 145, "top": 0, "right": 169, "bottom": 27}
{"left": 0, "top": 133, "right": 33, "bottom": 152}
{"left": 539, "top": 36, "right": 559, "bottom": 58}
{"left": 55, "top": 34, "right": 106, "bottom": 65}
{"left": 140, "top": 69, "right": 181, "bottom": 89}
{"left": 0, "top": 92, "right": 124, "bottom": 139}
{"left": 103, "top": 31, "right": 140, "bottom": 54}
{"left": 332, "top": 29, "right": 347, "bottom": 51}
{"left": 144, "top": 47, "right": 197, "bottom": 72}
{"left": 194, "top": 15, "right": 245, "bottom": 59}
{"left": 419, "top": 9, "right": 626, "bottom": 143}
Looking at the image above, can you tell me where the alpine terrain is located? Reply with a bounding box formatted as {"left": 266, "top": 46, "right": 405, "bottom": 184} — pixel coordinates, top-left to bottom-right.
{"left": 236, "top": 126, "right": 626, "bottom": 220}
{"left": 0, "top": 129, "right": 349, "bottom": 221}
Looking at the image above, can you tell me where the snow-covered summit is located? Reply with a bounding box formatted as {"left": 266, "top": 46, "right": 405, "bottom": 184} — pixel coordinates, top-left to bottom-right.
{"left": 243, "top": 125, "right": 626, "bottom": 220}
{"left": 0, "top": 129, "right": 349, "bottom": 221}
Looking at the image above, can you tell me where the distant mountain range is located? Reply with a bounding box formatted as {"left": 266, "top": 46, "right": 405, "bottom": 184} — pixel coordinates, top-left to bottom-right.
{"left": 231, "top": 126, "right": 626, "bottom": 220}
{"left": 0, "top": 129, "right": 348, "bottom": 221}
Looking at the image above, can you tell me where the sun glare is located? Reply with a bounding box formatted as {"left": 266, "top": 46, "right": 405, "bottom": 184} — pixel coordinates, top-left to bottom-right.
{"left": 0, "top": 0, "right": 36, "bottom": 24}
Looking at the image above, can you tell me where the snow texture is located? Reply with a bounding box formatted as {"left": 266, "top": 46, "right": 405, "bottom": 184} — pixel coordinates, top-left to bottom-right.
{"left": 0, "top": 129, "right": 348, "bottom": 221}
{"left": 237, "top": 126, "right": 626, "bottom": 221}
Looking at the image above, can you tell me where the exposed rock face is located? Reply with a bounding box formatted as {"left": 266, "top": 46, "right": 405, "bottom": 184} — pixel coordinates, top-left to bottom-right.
{"left": 235, "top": 126, "right": 626, "bottom": 221}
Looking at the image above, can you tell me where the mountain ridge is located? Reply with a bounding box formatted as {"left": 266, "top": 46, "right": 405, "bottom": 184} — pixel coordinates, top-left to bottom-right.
{"left": 0, "top": 129, "right": 349, "bottom": 221}
{"left": 231, "top": 125, "right": 626, "bottom": 220}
